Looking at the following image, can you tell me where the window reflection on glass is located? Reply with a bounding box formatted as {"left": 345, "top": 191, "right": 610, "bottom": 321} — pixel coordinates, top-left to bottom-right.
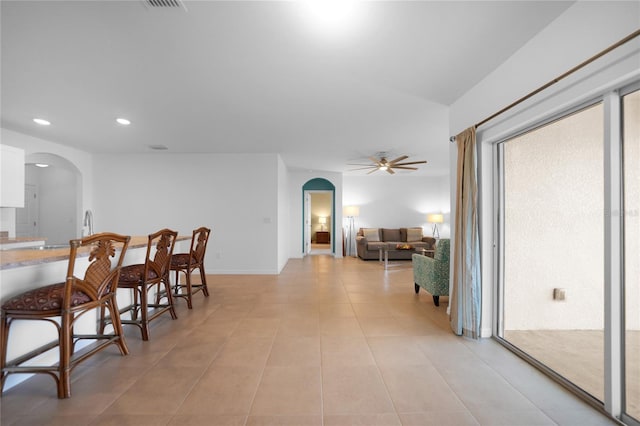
{"left": 623, "top": 89, "right": 639, "bottom": 421}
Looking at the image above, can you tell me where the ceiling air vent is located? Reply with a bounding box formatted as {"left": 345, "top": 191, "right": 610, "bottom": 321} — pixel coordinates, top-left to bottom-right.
{"left": 144, "top": 0, "right": 186, "bottom": 10}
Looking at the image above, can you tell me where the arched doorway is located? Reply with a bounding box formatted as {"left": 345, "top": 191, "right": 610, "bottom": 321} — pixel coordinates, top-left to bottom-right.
{"left": 302, "top": 178, "right": 335, "bottom": 256}
{"left": 19, "top": 153, "right": 82, "bottom": 245}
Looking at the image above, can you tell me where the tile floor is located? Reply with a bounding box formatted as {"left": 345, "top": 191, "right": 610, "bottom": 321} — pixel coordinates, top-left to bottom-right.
{"left": 0, "top": 255, "right": 619, "bottom": 425}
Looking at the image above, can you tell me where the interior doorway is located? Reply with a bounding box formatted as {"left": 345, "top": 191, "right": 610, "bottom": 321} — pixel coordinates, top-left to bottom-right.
{"left": 302, "top": 178, "right": 335, "bottom": 256}
{"left": 308, "top": 191, "right": 332, "bottom": 255}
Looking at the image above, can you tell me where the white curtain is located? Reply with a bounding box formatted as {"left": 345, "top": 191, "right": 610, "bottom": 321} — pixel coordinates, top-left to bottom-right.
{"left": 450, "top": 127, "right": 482, "bottom": 339}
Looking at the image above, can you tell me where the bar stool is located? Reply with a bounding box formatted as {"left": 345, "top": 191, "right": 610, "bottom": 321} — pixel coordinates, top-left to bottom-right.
{"left": 0, "top": 233, "right": 131, "bottom": 398}
{"left": 170, "top": 227, "right": 211, "bottom": 309}
{"left": 115, "top": 229, "right": 178, "bottom": 341}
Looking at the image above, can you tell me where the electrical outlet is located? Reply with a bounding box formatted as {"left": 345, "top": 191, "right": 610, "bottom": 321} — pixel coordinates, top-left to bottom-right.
{"left": 553, "top": 288, "right": 566, "bottom": 301}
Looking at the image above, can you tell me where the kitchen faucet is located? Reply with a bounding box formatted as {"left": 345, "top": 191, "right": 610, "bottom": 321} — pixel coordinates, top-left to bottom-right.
{"left": 83, "top": 210, "right": 93, "bottom": 236}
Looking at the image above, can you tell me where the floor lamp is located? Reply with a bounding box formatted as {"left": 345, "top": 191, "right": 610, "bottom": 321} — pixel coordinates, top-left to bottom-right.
{"left": 343, "top": 206, "right": 360, "bottom": 257}
{"left": 427, "top": 213, "right": 444, "bottom": 239}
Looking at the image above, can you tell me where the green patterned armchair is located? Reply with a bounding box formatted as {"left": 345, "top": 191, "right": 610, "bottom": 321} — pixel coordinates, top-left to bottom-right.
{"left": 412, "top": 238, "right": 450, "bottom": 306}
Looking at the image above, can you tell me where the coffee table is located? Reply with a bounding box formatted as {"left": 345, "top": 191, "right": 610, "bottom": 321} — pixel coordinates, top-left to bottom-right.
{"left": 379, "top": 243, "right": 418, "bottom": 269}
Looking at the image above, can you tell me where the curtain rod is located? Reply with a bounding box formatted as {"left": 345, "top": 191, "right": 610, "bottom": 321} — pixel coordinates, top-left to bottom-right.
{"left": 449, "top": 29, "right": 640, "bottom": 142}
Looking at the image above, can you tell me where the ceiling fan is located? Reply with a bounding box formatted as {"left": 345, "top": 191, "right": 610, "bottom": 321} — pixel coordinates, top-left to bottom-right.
{"left": 348, "top": 154, "right": 427, "bottom": 174}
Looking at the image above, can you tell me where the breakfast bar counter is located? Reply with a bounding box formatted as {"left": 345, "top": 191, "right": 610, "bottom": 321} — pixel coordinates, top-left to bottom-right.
{"left": 0, "top": 236, "right": 189, "bottom": 270}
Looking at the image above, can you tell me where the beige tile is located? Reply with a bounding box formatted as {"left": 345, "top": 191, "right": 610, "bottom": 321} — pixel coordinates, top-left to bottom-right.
{"left": 177, "top": 365, "right": 263, "bottom": 416}
{"left": 232, "top": 318, "right": 280, "bottom": 338}
{"left": 319, "top": 317, "right": 363, "bottom": 336}
{"left": 211, "top": 336, "right": 273, "bottom": 366}
{"left": 167, "top": 415, "right": 247, "bottom": 425}
{"left": 543, "top": 409, "right": 619, "bottom": 425}
{"left": 439, "top": 362, "right": 537, "bottom": 412}
{"left": 104, "top": 366, "right": 204, "bottom": 415}
{"left": 155, "top": 339, "right": 226, "bottom": 368}
{"left": 470, "top": 409, "right": 556, "bottom": 425}
{"left": 322, "top": 365, "right": 395, "bottom": 415}
{"left": 352, "top": 303, "right": 395, "bottom": 318}
{"left": 358, "top": 317, "right": 410, "bottom": 337}
{"left": 321, "top": 335, "right": 375, "bottom": 367}
{"left": 367, "top": 336, "right": 431, "bottom": 366}
{"left": 7, "top": 415, "right": 97, "bottom": 426}
{"left": 89, "top": 414, "right": 170, "bottom": 425}
{"left": 250, "top": 366, "right": 322, "bottom": 415}
{"left": 378, "top": 364, "right": 468, "bottom": 413}
{"left": 319, "top": 303, "right": 356, "bottom": 318}
{"left": 398, "top": 411, "right": 480, "bottom": 426}
{"left": 266, "top": 336, "right": 320, "bottom": 367}
{"left": 276, "top": 317, "right": 320, "bottom": 337}
{"left": 246, "top": 415, "right": 322, "bottom": 425}
{"left": 323, "top": 413, "right": 402, "bottom": 425}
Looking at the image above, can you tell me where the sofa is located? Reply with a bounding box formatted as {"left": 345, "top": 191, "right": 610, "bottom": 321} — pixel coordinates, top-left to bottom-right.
{"left": 356, "top": 227, "right": 436, "bottom": 260}
{"left": 412, "top": 238, "right": 450, "bottom": 306}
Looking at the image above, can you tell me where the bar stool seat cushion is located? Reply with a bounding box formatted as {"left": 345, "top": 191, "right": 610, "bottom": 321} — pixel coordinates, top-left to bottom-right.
{"left": 170, "top": 253, "right": 191, "bottom": 268}
{"left": 1, "top": 283, "right": 90, "bottom": 312}
{"left": 119, "top": 264, "right": 159, "bottom": 284}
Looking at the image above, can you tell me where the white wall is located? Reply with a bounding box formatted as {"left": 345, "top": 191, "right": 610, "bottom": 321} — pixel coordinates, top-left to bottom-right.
{"left": 93, "top": 152, "right": 281, "bottom": 274}
{"left": 277, "top": 155, "right": 290, "bottom": 273}
{"left": 343, "top": 175, "right": 450, "bottom": 238}
{"left": 449, "top": 1, "right": 640, "bottom": 337}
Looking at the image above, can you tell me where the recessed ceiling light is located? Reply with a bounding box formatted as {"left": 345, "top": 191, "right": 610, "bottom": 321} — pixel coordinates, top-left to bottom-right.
{"left": 116, "top": 118, "right": 131, "bottom": 125}
{"left": 33, "top": 118, "right": 51, "bottom": 126}
{"left": 34, "top": 163, "right": 49, "bottom": 168}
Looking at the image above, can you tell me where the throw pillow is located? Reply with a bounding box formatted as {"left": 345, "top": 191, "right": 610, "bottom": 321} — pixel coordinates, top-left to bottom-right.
{"left": 362, "top": 228, "right": 380, "bottom": 242}
{"left": 407, "top": 228, "right": 423, "bottom": 242}
{"left": 382, "top": 228, "right": 401, "bottom": 242}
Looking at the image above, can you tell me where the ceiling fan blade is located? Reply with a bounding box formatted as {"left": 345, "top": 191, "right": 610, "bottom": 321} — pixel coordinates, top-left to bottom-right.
{"left": 368, "top": 156, "right": 382, "bottom": 165}
{"left": 388, "top": 155, "right": 408, "bottom": 165}
{"left": 391, "top": 160, "right": 427, "bottom": 166}
{"left": 366, "top": 168, "right": 380, "bottom": 175}
{"left": 386, "top": 167, "right": 395, "bottom": 174}
{"left": 391, "top": 166, "right": 418, "bottom": 170}
{"left": 348, "top": 166, "right": 378, "bottom": 171}
{"left": 347, "top": 163, "right": 378, "bottom": 167}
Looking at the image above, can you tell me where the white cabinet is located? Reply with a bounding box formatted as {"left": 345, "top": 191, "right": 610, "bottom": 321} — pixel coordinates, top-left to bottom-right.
{"left": 0, "top": 145, "right": 25, "bottom": 207}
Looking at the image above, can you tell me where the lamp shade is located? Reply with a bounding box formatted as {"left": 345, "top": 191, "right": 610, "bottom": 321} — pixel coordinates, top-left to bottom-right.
{"left": 427, "top": 213, "right": 444, "bottom": 224}
{"left": 344, "top": 206, "right": 360, "bottom": 217}
{"left": 318, "top": 217, "right": 327, "bottom": 224}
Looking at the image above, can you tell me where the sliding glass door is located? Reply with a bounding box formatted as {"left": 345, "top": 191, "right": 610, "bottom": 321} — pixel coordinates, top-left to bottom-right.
{"left": 497, "top": 85, "right": 639, "bottom": 424}
{"left": 500, "top": 103, "right": 605, "bottom": 401}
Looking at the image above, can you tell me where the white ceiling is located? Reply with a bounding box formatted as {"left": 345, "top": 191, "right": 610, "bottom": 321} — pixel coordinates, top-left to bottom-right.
{"left": 1, "top": 0, "right": 574, "bottom": 176}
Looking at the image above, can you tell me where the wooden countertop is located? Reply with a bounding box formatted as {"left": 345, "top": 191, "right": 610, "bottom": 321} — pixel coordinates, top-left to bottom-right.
{"left": 0, "top": 235, "right": 190, "bottom": 270}
{"left": 0, "top": 237, "right": 46, "bottom": 244}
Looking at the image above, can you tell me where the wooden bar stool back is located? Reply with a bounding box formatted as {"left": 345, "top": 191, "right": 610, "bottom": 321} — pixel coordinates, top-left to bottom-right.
{"left": 170, "top": 227, "right": 211, "bottom": 309}
{"left": 116, "top": 229, "right": 178, "bottom": 341}
{"left": 0, "top": 233, "right": 131, "bottom": 398}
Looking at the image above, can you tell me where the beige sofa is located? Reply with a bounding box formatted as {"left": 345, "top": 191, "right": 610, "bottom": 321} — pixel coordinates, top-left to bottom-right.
{"left": 356, "top": 228, "right": 436, "bottom": 260}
